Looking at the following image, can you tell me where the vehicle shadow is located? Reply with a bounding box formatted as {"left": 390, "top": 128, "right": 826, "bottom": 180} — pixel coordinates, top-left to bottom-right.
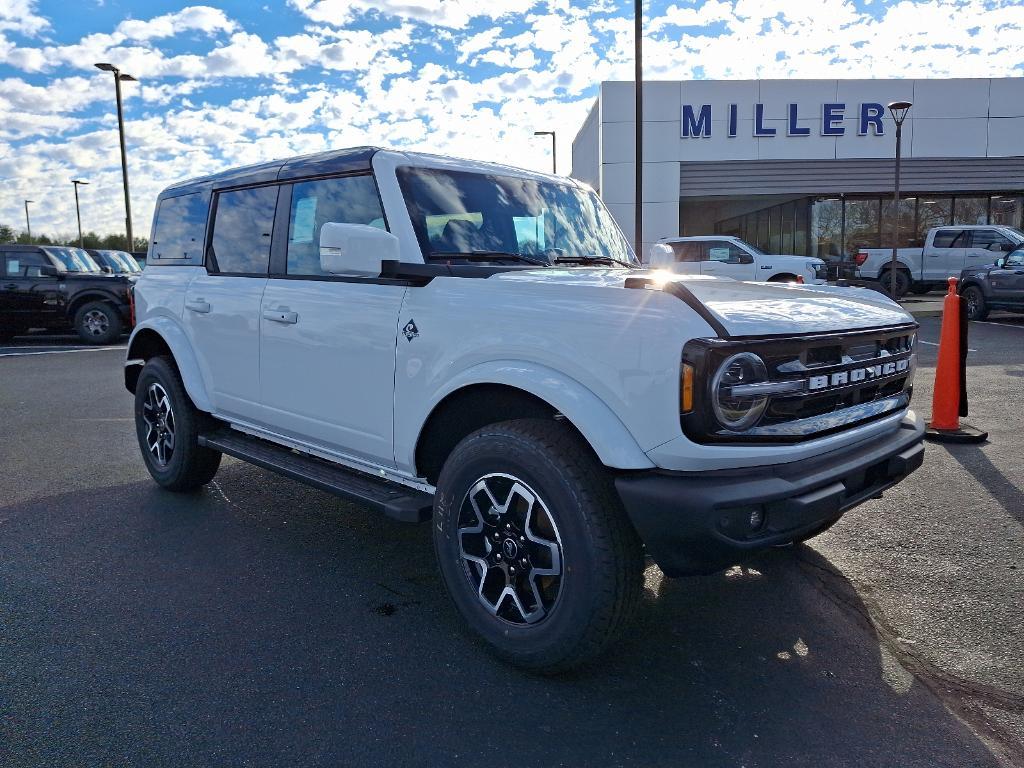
{"left": 943, "top": 442, "right": 1024, "bottom": 529}
{"left": 0, "top": 464, "right": 1003, "bottom": 768}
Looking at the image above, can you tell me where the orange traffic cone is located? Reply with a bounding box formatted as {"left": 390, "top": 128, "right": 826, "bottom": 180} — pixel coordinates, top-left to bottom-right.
{"left": 925, "top": 277, "right": 988, "bottom": 443}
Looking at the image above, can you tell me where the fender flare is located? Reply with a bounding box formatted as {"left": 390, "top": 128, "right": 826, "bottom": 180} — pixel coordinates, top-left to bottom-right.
{"left": 410, "top": 360, "right": 655, "bottom": 470}
{"left": 125, "top": 317, "right": 213, "bottom": 413}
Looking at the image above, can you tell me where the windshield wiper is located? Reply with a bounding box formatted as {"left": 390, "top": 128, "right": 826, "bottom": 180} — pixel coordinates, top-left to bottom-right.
{"left": 553, "top": 254, "right": 637, "bottom": 269}
{"left": 431, "top": 250, "right": 550, "bottom": 267}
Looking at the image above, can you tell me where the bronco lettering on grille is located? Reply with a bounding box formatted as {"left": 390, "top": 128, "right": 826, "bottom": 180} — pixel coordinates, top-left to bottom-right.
{"left": 807, "top": 357, "right": 910, "bottom": 392}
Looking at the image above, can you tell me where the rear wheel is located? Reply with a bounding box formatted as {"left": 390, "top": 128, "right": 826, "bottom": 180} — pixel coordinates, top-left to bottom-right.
{"left": 433, "top": 419, "right": 644, "bottom": 674}
{"left": 962, "top": 285, "right": 989, "bottom": 321}
{"left": 74, "top": 301, "right": 122, "bottom": 344}
{"left": 134, "top": 356, "right": 221, "bottom": 491}
{"left": 879, "top": 269, "right": 911, "bottom": 300}
{"left": 767, "top": 273, "right": 798, "bottom": 283}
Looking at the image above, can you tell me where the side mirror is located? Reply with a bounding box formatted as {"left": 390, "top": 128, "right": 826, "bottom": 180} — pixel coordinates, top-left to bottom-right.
{"left": 100, "top": 265, "right": 113, "bottom": 274}
{"left": 319, "top": 223, "right": 400, "bottom": 277}
{"left": 735, "top": 253, "right": 754, "bottom": 264}
{"left": 996, "top": 257, "right": 1006, "bottom": 268}
{"left": 39, "top": 265, "right": 60, "bottom": 278}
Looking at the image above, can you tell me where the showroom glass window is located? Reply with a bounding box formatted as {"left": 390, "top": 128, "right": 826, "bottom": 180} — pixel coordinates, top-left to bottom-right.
{"left": 286, "top": 176, "right": 386, "bottom": 276}
{"left": 953, "top": 196, "right": 989, "bottom": 225}
{"left": 880, "top": 197, "right": 916, "bottom": 249}
{"left": 990, "top": 195, "right": 1023, "bottom": 228}
{"left": 844, "top": 198, "right": 881, "bottom": 254}
{"left": 812, "top": 198, "right": 843, "bottom": 258}
{"left": 916, "top": 198, "right": 953, "bottom": 243}
{"left": 210, "top": 186, "right": 278, "bottom": 275}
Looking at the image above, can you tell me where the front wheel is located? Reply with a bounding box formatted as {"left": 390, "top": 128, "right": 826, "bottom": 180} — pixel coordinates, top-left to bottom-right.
{"left": 433, "top": 419, "right": 644, "bottom": 674}
{"left": 962, "top": 285, "right": 989, "bottom": 321}
{"left": 134, "top": 356, "right": 221, "bottom": 491}
{"left": 74, "top": 301, "right": 122, "bottom": 344}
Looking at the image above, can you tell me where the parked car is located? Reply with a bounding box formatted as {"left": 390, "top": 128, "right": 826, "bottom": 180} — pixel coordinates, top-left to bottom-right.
{"left": 856, "top": 225, "right": 1024, "bottom": 298}
{"left": 650, "top": 235, "right": 828, "bottom": 284}
{"left": 125, "top": 147, "right": 924, "bottom": 672}
{"left": 87, "top": 248, "right": 143, "bottom": 278}
{"left": 958, "top": 247, "right": 1024, "bottom": 320}
{"left": 1, "top": 244, "right": 133, "bottom": 343}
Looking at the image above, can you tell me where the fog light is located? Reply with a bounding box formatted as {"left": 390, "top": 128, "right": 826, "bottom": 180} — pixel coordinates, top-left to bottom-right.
{"left": 749, "top": 508, "right": 764, "bottom": 530}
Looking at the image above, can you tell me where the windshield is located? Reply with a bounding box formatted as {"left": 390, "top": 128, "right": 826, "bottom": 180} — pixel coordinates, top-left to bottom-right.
{"left": 397, "top": 167, "right": 636, "bottom": 266}
{"left": 96, "top": 250, "right": 141, "bottom": 273}
{"left": 1003, "top": 227, "right": 1024, "bottom": 243}
{"left": 46, "top": 247, "right": 101, "bottom": 273}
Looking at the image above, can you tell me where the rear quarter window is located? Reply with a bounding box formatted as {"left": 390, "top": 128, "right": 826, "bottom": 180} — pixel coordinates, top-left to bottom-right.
{"left": 151, "top": 192, "right": 209, "bottom": 264}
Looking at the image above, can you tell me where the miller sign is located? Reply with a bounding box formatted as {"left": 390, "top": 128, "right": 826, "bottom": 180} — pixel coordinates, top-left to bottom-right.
{"left": 681, "top": 102, "right": 899, "bottom": 138}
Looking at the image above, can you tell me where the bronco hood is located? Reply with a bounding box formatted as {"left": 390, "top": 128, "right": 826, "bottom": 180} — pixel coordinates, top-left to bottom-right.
{"left": 659, "top": 274, "right": 913, "bottom": 336}
{"left": 490, "top": 268, "right": 913, "bottom": 337}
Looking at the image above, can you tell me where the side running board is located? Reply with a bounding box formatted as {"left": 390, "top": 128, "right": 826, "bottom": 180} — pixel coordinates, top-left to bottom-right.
{"left": 198, "top": 430, "right": 433, "bottom": 523}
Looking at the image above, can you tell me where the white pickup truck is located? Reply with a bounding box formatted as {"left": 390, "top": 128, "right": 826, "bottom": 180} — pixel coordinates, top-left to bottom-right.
{"left": 125, "top": 147, "right": 924, "bottom": 672}
{"left": 649, "top": 235, "right": 828, "bottom": 284}
{"left": 856, "top": 224, "right": 1024, "bottom": 297}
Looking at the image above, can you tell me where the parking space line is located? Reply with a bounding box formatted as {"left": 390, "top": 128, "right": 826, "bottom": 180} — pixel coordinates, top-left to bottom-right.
{"left": 919, "top": 340, "right": 978, "bottom": 352}
{"left": 974, "top": 320, "right": 1024, "bottom": 329}
{"left": 0, "top": 346, "right": 125, "bottom": 358}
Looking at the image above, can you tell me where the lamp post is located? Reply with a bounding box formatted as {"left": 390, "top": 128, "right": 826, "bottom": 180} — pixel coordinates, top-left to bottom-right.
{"left": 23, "top": 199, "right": 32, "bottom": 242}
{"left": 533, "top": 131, "right": 556, "bottom": 174}
{"left": 71, "top": 179, "right": 89, "bottom": 248}
{"left": 95, "top": 63, "right": 137, "bottom": 251}
{"left": 887, "top": 100, "right": 912, "bottom": 298}
{"left": 634, "top": 0, "right": 643, "bottom": 262}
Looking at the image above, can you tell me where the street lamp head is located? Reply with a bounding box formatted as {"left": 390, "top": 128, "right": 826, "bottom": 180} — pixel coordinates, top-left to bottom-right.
{"left": 95, "top": 62, "right": 117, "bottom": 72}
{"left": 887, "top": 100, "right": 913, "bottom": 126}
{"left": 118, "top": 73, "right": 137, "bottom": 82}
{"left": 24, "top": 199, "right": 33, "bottom": 204}
{"left": 534, "top": 130, "right": 554, "bottom": 137}
{"left": 71, "top": 179, "right": 89, "bottom": 185}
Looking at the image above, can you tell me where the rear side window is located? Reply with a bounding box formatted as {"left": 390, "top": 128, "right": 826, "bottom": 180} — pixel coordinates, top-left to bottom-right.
{"left": 932, "top": 229, "right": 968, "bottom": 248}
{"left": 4, "top": 250, "right": 46, "bottom": 276}
{"left": 210, "top": 186, "right": 279, "bottom": 275}
{"left": 151, "top": 193, "right": 208, "bottom": 262}
{"left": 286, "top": 176, "right": 385, "bottom": 276}
{"left": 668, "top": 242, "right": 702, "bottom": 262}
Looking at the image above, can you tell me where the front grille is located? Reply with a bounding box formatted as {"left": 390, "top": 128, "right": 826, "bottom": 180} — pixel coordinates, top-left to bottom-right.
{"left": 682, "top": 324, "right": 917, "bottom": 444}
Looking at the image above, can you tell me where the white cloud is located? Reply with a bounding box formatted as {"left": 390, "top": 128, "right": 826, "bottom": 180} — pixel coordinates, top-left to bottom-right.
{"left": 288, "top": 0, "right": 542, "bottom": 29}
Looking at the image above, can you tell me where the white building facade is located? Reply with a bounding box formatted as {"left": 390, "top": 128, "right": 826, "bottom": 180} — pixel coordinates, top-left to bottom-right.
{"left": 571, "top": 78, "right": 1024, "bottom": 262}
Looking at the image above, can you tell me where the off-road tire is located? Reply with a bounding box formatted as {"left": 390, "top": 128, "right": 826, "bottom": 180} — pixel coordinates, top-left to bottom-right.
{"left": 879, "top": 269, "right": 911, "bottom": 300}
{"left": 134, "top": 356, "right": 221, "bottom": 491}
{"left": 962, "top": 285, "right": 989, "bottom": 321}
{"left": 74, "top": 301, "right": 122, "bottom": 345}
{"left": 433, "top": 418, "right": 644, "bottom": 674}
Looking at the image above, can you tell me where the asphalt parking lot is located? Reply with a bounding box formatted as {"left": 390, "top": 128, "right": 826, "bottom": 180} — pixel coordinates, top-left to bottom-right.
{"left": 1, "top": 316, "right": 1022, "bottom": 768}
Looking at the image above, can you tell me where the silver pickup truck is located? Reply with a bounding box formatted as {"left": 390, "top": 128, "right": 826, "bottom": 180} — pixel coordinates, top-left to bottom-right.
{"left": 857, "top": 224, "right": 1024, "bottom": 297}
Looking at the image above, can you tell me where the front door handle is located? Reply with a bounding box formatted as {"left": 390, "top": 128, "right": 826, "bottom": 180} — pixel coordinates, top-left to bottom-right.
{"left": 3, "top": 283, "right": 17, "bottom": 290}
{"left": 263, "top": 308, "right": 298, "bottom": 324}
{"left": 185, "top": 299, "right": 211, "bottom": 313}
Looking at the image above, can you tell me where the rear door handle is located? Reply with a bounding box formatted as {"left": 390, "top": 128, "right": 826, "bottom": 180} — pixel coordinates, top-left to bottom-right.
{"left": 185, "top": 299, "right": 211, "bottom": 313}
{"left": 263, "top": 308, "right": 298, "bottom": 324}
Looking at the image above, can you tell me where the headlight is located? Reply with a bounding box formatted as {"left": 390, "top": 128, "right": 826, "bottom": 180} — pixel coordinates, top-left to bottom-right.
{"left": 711, "top": 352, "right": 769, "bottom": 431}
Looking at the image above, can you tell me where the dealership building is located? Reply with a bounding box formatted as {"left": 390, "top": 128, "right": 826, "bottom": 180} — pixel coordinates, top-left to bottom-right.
{"left": 571, "top": 78, "right": 1024, "bottom": 262}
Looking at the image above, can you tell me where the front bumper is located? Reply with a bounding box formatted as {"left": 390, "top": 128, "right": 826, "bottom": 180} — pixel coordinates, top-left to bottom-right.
{"left": 615, "top": 415, "right": 925, "bottom": 576}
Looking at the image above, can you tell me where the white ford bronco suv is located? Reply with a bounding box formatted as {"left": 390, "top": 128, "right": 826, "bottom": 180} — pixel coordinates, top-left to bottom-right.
{"left": 126, "top": 147, "right": 925, "bottom": 672}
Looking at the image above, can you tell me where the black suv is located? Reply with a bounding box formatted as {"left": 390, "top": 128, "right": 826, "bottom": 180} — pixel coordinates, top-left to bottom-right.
{"left": 959, "top": 248, "right": 1024, "bottom": 321}
{"left": 1, "top": 244, "right": 133, "bottom": 344}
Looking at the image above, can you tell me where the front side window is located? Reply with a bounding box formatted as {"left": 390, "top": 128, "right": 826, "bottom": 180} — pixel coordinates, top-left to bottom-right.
{"left": 706, "top": 241, "right": 749, "bottom": 263}
{"left": 152, "top": 192, "right": 208, "bottom": 261}
{"left": 210, "top": 186, "right": 278, "bottom": 275}
{"left": 1003, "top": 249, "right": 1024, "bottom": 267}
{"left": 970, "top": 229, "right": 1014, "bottom": 250}
{"left": 45, "top": 247, "right": 101, "bottom": 273}
{"left": 397, "top": 167, "right": 635, "bottom": 265}
{"left": 286, "top": 175, "right": 385, "bottom": 276}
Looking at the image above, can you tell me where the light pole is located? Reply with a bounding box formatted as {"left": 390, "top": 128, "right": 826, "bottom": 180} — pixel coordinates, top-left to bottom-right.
{"left": 95, "top": 63, "right": 137, "bottom": 251}
{"left": 887, "top": 100, "right": 912, "bottom": 298}
{"left": 533, "top": 131, "right": 556, "bottom": 174}
{"left": 24, "top": 199, "right": 32, "bottom": 242}
{"left": 634, "top": 0, "right": 643, "bottom": 262}
{"left": 71, "top": 179, "right": 89, "bottom": 248}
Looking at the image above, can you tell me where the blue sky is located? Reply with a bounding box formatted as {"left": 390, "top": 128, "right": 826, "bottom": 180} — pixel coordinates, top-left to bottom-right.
{"left": 0, "top": 0, "right": 1022, "bottom": 238}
